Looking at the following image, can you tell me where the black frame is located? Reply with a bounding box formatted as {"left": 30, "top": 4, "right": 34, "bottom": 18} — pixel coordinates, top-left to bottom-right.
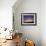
{"left": 21, "top": 13, "right": 37, "bottom": 26}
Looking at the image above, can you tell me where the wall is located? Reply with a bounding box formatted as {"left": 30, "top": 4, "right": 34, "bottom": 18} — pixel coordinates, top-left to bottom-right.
{"left": 0, "top": 0, "right": 17, "bottom": 30}
{"left": 13, "top": 0, "right": 41, "bottom": 46}
{"left": 0, "top": 0, "right": 17, "bottom": 38}
{"left": 40, "top": 0, "right": 46, "bottom": 46}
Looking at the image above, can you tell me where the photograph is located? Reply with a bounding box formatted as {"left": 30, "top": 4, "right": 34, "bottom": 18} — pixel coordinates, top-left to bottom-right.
{"left": 21, "top": 13, "right": 37, "bottom": 26}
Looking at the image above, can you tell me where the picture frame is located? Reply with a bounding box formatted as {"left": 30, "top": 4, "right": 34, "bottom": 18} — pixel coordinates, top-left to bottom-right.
{"left": 21, "top": 13, "right": 37, "bottom": 26}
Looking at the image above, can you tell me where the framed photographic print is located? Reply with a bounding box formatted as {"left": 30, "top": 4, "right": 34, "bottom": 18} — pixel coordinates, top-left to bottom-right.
{"left": 21, "top": 13, "right": 37, "bottom": 26}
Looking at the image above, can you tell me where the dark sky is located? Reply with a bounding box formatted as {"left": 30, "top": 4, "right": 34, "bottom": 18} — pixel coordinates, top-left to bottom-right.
{"left": 24, "top": 15, "right": 34, "bottom": 20}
